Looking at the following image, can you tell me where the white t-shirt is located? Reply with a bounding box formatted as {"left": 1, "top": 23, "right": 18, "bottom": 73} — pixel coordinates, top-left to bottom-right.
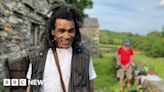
{"left": 26, "top": 47, "right": 97, "bottom": 92}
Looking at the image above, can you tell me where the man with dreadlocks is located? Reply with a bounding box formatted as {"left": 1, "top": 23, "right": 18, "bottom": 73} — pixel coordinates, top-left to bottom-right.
{"left": 26, "top": 4, "right": 97, "bottom": 92}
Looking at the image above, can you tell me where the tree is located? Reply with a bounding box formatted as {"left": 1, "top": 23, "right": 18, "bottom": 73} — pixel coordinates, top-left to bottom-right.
{"left": 147, "top": 31, "right": 160, "bottom": 37}
{"left": 65, "top": 0, "right": 93, "bottom": 11}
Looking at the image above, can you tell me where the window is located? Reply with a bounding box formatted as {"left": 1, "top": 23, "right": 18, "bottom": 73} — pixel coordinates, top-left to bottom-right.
{"left": 30, "top": 23, "right": 39, "bottom": 46}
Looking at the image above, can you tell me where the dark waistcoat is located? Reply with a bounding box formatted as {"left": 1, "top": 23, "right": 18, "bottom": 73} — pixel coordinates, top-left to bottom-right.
{"left": 30, "top": 46, "right": 90, "bottom": 92}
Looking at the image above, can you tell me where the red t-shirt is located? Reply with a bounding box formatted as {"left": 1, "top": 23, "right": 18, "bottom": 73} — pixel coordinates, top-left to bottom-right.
{"left": 118, "top": 47, "right": 134, "bottom": 65}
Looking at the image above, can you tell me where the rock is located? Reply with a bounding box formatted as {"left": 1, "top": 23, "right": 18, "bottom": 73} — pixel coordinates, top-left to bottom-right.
{"left": 11, "top": 46, "right": 20, "bottom": 51}
{"left": 0, "top": 54, "right": 8, "bottom": 60}
{"left": 15, "top": 2, "right": 28, "bottom": 15}
{"left": 10, "top": 35, "right": 21, "bottom": 40}
{"left": 0, "top": 8, "right": 4, "bottom": 17}
{"left": 0, "top": 31, "right": 8, "bottom": 37}
{"left": 6, "top": 44, "right": 16, "bottom": 47}
{"left": 33, "top": 0, "right": 49, "bottom": 16}
{"left": 142, "top": 80, "right": 164, "bottom": 92}
{"left": 0, "top": 37, "right": 6, "bottom": 42}
{"left": 6, "top": 44, "right": 21, "bottom": 52}
{"left": 22, "top": 0, "right": 34, "bottom": 9}
{"left": 9, "top": 15, "right": 23, "bottom": 24}
{"left": 0, "top": 18, "right": 6, "bottom": 24}
{"left": 10, "top": 39, "right": 18, "bottom": 44}
{"left": 3, "top": 1, "right": 16, "bottom": 10}
{"left": 48, "top": 0, "right": 65, "bottom": 4}
{"left": 0, "top": 63, "right": 3, "bottom": 68}
{"left": 4, "top": 24, "right": 14, "bottom": 33}
{"left": 4, "top": 10, "right": 12, "bottom": 16}
{"left": 0, "top": 48, "right": 6, "bottom": 55}
{"left": 19, "top": 50, "right": 27, "bottom": 57}
{"left": 8, "top": 52, "right": 21, "bottom": 60}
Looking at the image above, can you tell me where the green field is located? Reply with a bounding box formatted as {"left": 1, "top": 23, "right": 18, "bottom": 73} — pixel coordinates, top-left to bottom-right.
{"left": 92, "top": 49, "right": 164, "bottom": 92}
{"left": 92, "top": 52, "right": 119, "bottom": 92}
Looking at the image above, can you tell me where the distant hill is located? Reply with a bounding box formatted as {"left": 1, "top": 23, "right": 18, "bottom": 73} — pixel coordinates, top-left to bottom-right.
{"left": 99, "top": 29, "right": 164, "bottom": 57}
{"left": 99, "top": 29, "right": 134, "bottom": 45}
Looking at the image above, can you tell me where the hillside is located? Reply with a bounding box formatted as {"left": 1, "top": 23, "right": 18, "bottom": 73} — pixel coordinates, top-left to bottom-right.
{"left": 99, "top": 29, "right": 164, "bottom": 58}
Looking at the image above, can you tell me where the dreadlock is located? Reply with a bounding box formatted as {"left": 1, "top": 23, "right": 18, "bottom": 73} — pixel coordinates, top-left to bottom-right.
{"left": 42, "top": 4, "right": 84, "bottom": 50}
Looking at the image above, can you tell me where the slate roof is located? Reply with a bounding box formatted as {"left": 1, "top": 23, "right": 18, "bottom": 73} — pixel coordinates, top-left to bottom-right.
{"left": 83, "top": 18, "right": 99, "bottom": 28}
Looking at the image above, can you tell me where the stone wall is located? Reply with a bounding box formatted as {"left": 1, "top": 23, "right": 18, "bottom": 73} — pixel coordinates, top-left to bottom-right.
{"left": 142, "top": 80, "right": 164, "bottom": 92}
{"left": 0, "top": 0, "right": 65, "bottom": 88}
{"left": 80, "top": 27, "right": 99, "bottom": 54}
{"left": 80, "top": 18, "right": 99, "bottom": 54}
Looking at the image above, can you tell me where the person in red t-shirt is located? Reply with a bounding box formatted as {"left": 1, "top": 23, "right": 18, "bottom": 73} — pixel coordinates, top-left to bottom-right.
{"left": 116, "top": 39, "right": 134, "bottom": 92}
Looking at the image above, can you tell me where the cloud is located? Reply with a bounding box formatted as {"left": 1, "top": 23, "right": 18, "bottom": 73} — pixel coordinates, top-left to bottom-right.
{"left": 85, "top": 0, "right": 164, "bottom": 34}
{"left": 160, "top": 0, "right": 164, "bottom": 6}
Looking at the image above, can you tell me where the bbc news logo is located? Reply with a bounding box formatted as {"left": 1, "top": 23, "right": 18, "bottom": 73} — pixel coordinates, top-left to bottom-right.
{"left": 3, "top": 79, "right": 44, "bottom": 86}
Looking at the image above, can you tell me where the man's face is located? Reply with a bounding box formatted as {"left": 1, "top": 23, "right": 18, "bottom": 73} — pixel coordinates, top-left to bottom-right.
{"left": 51, "top": 18, "right": 76, "bottom": 49}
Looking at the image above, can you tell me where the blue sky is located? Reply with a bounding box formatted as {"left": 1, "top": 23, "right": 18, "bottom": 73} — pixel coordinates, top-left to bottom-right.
{"left": 85, "top": 0, "right": 164, "bottom": 35}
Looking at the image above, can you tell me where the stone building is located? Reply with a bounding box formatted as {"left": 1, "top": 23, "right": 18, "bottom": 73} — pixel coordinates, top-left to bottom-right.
{"left": 0, "top": 0, "right": 99, "bottom": 91}
{"left": 80, "top": 18, "right": 99, "bottom": 54}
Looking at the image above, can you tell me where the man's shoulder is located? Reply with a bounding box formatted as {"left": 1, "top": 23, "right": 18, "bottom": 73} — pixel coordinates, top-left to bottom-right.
{"left": 129, "top": 47, "right": 134, "bottom": 51}
{"left": 118, "top": 47, "right": 123, "bottom": 51}
{"left": 30, "top": 46, "right": 49, "bottom": 60}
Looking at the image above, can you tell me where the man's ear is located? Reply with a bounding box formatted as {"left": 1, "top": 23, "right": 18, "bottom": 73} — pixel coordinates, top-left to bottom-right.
{"left": 51, "top": 29, "right": 55, "bottom": 36}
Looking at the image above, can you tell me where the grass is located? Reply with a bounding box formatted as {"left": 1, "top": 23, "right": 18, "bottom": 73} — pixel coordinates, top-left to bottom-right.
{"left": 92, "top": 49, "right": 164, "bottom": 92}
{"left": 92, "top": 52, "right": 120, "bottom": 92}
{"left": 133, "top": 51, "right": 164, "bottom": 78}
{"left": 99, "top": 44, "right": 119, "bottom": 48}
